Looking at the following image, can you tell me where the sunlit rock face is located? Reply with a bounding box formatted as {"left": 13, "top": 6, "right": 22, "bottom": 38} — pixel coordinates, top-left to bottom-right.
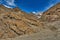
{"left": 1, "top": 0, "right": 60, "bottom": 40}
{"left": 0, "top": 5, "right": 42, "bottom": 39}
{"left": 41, "top": 3, "right": 60, "bottom": 22}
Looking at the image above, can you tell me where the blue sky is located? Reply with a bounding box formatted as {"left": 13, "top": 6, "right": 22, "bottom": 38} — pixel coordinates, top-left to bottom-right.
{"left": 15, "top": 0, "right": 60, "bottom": 13}
{"left": 0, "top": 0, "right": 60, "bottom": 13}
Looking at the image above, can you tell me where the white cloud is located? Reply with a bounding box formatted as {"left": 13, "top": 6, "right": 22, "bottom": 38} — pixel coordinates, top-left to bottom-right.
{"left": 32, "top": 11, "right": 36, "bottom": 13}
{"left": 3, "top": 4, "right": 12, "bottom": 8}
{"left": 4, "top": 0, "right": 16, "bottom": 6}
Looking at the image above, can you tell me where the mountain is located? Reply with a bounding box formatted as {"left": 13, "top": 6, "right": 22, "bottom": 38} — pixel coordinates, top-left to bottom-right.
{"left": 0, "top": 0, "right": 16, "bottom": 8}
{"left": 40, "top": 3, "right": 60, "bottom": 22}
{"left": 38, "top": 2, "right": 60, "bottom": 35}
{"left": 38, "top": 3, "right": 60, "bottom": 39}
{"left": 0, "top": 5, "right": 42, "bottom": 39}
{"left": 1, "top": 2, "right": 60, "bottom": 40}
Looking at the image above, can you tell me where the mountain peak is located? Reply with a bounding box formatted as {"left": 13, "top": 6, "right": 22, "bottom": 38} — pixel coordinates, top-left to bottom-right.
{"left": 41, "top": 3, "right": 60, "bottom": 22}
{"left": 0, "top": 4, "right": 21, "bottom": 12}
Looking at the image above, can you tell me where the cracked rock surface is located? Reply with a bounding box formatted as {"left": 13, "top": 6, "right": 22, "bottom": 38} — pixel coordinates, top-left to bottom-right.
{"left": 0, "top": 5, "right": 42, "bottom": 39}
{"left": 1, "top": 3, "right": 60, "bottom": 40}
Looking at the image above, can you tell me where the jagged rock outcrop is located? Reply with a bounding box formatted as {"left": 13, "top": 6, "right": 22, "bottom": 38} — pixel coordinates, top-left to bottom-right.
{"left": 37, "top": 3, "right": 60, "bottom": 40}
{"left": 0, "top": 5, "right": 43, "bottom": 39}
{"left": 40, "top": 3, "right": 60, "bottom": 22}
{"left": 1, "top": 3, "right": 60, "bottom": 40}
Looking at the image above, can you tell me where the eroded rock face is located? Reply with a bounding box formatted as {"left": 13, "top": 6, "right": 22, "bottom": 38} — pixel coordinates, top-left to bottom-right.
{"left": 0, "top": 5, "right": 42, "bottom": 39}
{"left": 40, "top": 3, "right": 60, "bottom": 22}
{"left": 1, "top": 3, "right": 60, "bottom": 40}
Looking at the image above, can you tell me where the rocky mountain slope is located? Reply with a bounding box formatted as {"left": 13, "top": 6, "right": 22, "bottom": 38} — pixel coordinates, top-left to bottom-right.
{"left": 39, "top": 3, "right": 60, "bottom": 32}
{"left": 40, "top": 3, "right": 60, "bottom": 22}
{"left": 1, "top": 3, "right": 60, "bottom": 40}
{"left": 0, "top": 5, "right": 44, "bottom": 39}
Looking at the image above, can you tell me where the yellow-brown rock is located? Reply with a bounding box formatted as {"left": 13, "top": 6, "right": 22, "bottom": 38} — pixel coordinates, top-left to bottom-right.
{"left": 41, "top": 3, "right": 60, "bottom": 22}
{"left": 0, "top": 5, "right": 42, "bottom": 39}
